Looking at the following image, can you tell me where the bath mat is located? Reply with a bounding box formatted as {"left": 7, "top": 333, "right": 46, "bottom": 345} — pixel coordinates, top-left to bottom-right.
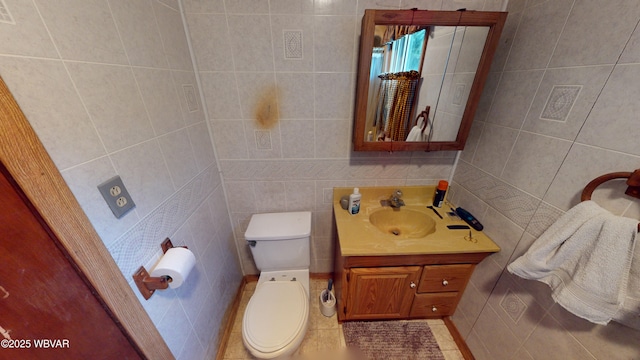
{"left": 342, "top": 320, "right": 445, "bottom": 360}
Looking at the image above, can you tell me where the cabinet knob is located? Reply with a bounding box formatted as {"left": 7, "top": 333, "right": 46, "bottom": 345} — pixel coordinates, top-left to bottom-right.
{"left": 432, "top": 306, "right": 438, "bottom": 312}
{"left": 410, "top": 282, "right": 416, "bottom": 289}
{"left": 442, "top": 279, "right": 449, "bottom": 286}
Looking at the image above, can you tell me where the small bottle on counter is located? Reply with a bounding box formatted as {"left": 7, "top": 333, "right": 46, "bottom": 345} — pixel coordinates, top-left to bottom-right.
{"left": 348, "top": 188, "right": 361, "bottom": 215}
{"left": 433, "top": 180, "right": 448, "bottom": 208}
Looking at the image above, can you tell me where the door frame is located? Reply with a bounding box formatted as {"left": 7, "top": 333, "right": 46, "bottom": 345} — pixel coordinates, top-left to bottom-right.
{"left": 0, "top": 77, "right": 172, "bottom": 358}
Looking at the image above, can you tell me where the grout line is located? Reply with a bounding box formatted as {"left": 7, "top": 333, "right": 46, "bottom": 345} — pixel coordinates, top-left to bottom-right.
{"left": 176, "top": 0, "right": 247, "bottom": 276}
{"left": 536, "top": 11, "right": 640, "bottom": 206}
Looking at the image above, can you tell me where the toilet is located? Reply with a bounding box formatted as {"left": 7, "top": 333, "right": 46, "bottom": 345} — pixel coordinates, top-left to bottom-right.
{"left": 242, "top": 211, "right": 312, "bottom": 359}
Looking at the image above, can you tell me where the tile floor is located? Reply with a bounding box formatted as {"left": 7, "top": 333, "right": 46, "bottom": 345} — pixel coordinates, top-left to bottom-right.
{"left": 222, "top": 278, "right": 464, "bottom": 359}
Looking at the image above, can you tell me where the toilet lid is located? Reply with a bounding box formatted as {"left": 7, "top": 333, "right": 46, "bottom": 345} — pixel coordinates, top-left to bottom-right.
{"left": 243, "top": 281, "right": 308, "bottom": 354}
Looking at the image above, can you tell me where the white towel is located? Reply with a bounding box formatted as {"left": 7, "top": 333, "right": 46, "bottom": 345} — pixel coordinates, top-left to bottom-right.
{"left": 507, "top": 201, "right": 638, "bottom": 325}
{"left": 613, "top": 242, "right": 640, "bottom": 329}
{"left": 405, "top": 116, "right": 430, "bottom": 142}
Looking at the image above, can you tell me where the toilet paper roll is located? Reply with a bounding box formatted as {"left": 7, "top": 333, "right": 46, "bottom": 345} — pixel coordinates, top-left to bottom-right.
{"left": 150, "top": 247, "right": 196, "bottom": 289}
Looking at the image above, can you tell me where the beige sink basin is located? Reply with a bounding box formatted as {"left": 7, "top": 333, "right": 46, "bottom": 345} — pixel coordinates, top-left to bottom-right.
{"left": 369, "top": 207, "right": 436, "bottom": 238}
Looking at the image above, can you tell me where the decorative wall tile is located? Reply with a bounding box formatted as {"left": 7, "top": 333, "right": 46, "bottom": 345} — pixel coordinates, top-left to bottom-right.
{"left": 486, "top": 272, "right": 549, "bottom": 342}
{"left": 283, "top": 30, "right": 303, "bottom": 59}
{"left": 254, "top": 130, "right": 272, "bottom": 150}
{"left": 173, "top": 71, "right": 206, "bottom": 125}
{"left": 271, "top": 15, "right": 314, "bottom": 71}
{"left": 524, "top": 202, "right": 564, "bottom": 238}
{"left": 540, "top": 85, "right": 581, "bottom": 122}
{"left": 108, "top": 165, "right": 218, "bottom": 278}
{"left": 455, "top": 161, "right": 540, "bottom": 228}
{"left": 183, "top": 84, "right": 199, "bottom": 112}
{"left": 500, "top": 289, "right": 527, "bottom": 324}
{"left": 244, "top": 120, "right": 282, "bottom": 159}
{"left": 522, "top": 65, "right": 612, "bottom": 141}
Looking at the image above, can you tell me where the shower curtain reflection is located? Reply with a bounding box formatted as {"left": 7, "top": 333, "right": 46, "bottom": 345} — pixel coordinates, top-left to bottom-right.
{"left": 372, "top": 71, "right": 420, "bottom": 141}
{"left": 368, "top": 27, "right": 427, "bottom": 142}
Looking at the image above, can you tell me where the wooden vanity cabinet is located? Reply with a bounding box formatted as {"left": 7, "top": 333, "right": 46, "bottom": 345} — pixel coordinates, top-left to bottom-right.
{"left": 334, "top": 252, "right": 489, "bottom": 322}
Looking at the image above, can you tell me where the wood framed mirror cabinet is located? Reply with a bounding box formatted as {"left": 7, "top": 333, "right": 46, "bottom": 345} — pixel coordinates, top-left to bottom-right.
{"left": 353, "top": 9, "right": 507, "bottom": 152}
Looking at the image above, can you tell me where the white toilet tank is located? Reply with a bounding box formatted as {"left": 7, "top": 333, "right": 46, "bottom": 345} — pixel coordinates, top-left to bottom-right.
{"left": 245, "top": 211, "right": 311, "bottom": 271}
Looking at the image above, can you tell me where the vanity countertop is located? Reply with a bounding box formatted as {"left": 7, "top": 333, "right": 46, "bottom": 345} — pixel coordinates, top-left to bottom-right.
{"left": 333, "top": 186, "right": 500, "bottom": 257}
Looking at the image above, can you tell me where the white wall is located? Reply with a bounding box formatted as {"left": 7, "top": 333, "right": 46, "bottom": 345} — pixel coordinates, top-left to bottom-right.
{"left": 183, "top": 0, "right": 505, "bottom": 275}
{"left": 450, "top": 0, "right": 640, "bottom": 358}
{"left": 0, "top": 0, "right": 240, "bottom": 358}
{"left": 5, "top": 0, "right": 636, "bottom": 358}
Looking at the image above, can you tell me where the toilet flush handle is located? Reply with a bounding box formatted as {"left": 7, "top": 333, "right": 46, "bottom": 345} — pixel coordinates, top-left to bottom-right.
{"left": 247, "top": 240, "right": 257, "bottom": 247}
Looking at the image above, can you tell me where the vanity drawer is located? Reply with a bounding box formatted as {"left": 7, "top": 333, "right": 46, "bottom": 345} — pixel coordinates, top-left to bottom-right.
{"left": 417, "top": 264, "right": 473, "bottom": 293}
{"left": 410, "top": 292, "right": 458, "bottom": 317}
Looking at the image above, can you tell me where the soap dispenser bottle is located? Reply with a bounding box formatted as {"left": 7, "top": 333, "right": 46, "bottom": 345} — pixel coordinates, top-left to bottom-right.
{"left": 348, "top": 188, "right": 361, "bottom": 215}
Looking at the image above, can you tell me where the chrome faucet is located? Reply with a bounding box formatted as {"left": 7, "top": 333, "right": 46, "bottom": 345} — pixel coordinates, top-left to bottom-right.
{"left": 381, "top": 189, "right": 405, "bottom": 209}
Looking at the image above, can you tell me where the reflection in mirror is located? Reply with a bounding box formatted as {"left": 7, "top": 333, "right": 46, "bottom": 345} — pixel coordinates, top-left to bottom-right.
{"left": 415, "top": 26, "right": 489, "bottom": 142}
{"left": 353, "top": 10, "right": 507, "bottom": 152}
{"left": 367, "top": 25, "right": 427, "bottom": 142}
{"left": 367, "top": 24, "right": 489, "bottom": 143}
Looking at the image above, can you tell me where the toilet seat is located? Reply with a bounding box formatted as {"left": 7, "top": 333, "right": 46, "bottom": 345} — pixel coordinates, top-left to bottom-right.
{"left": 242, "top": 281, "right": 309, "bottom": 357}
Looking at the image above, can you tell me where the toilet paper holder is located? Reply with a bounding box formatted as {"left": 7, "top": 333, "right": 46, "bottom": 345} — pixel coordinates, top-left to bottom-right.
{"left": 133, "top": 238, "right": 188, "bottom": 300}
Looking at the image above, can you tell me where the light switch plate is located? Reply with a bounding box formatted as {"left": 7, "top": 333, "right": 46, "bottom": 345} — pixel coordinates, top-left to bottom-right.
{"left": 98, "top": 175, "right": 135, "bottom": 218}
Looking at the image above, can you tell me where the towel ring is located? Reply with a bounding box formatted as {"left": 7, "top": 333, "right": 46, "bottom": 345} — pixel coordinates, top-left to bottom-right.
{"left": 581, "top": 169, "right": 640, "bottom": 232}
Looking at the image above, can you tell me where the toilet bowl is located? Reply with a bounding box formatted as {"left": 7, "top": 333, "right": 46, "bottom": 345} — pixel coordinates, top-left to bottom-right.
{"left": 242, "top": 276, "right": 309, "bottom": 359}
{"left": 241, "top": 212, "right": 312, "bottom": 359}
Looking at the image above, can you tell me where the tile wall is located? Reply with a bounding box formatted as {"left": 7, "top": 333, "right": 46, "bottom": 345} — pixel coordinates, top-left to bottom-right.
{"left": 0, "top": 0, "right": 240, "bottom": 358}
{"left": 183, "top": 0, "right": 506, "bottom": 276}
{"left": 449, "top": 0, "right": 640, "bottom": 358}
{"left": 7, "top": 0, "right": 637, "bottom": 359}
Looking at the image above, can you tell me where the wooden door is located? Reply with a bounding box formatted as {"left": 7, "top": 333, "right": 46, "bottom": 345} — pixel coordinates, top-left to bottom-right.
{"left": 345, "top": 266, "right": 421, "bottom": 320}
{"left": 0, "top": 162, "right": 142, "bottom": 360}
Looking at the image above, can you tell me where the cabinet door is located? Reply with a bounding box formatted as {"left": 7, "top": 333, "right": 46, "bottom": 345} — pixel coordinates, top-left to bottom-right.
{"left": 346, "top": 266, "right": 421, "bottom": 320}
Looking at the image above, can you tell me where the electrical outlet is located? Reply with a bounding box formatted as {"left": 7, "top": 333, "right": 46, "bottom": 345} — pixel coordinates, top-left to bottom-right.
{"left": 98, "top": 176, "right": 135, "bottom": 218}
{"left": 109, "top": 185, "right": 121, "bottom": 197}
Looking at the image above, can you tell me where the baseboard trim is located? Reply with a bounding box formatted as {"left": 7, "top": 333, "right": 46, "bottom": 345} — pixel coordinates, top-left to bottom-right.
{"left": 215, "top": 272, "right": 332, "bottom": 359}
{"left": 443, "top": 316, "right": 474, "bottom": 360}
{"left": 214, "top": 277, "right": 247, "bottom": 360}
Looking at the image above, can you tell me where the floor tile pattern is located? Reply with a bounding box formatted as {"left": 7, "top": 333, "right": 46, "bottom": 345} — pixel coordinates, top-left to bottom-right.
{"left": 222, "top": 279, "right": 464, "bottom": 359}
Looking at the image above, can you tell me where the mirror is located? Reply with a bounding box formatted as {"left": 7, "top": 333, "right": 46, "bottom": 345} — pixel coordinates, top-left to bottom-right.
{"left": 353, "top": 9, "right": 507, "bottom": 151}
